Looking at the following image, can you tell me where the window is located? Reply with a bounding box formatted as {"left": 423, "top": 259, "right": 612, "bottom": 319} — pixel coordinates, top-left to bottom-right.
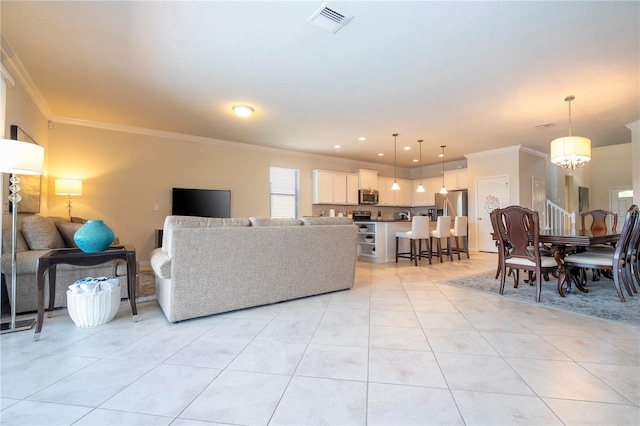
{"left": 270, "top": 167, "right": 299, "bottom": 218}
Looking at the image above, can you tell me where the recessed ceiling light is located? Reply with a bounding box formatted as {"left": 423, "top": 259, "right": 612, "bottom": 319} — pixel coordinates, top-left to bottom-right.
{"left": 403, "top": 146, "right": 411, "bottom": 151}
{"left": 378, "top": 153, "right": 384, "bottom": 156}
{"left": 413, "top": 159, "right": 419, "bottom": 163}
{"left": 358, "top": 137, "right": 366, "bottom": 141}
{"left": 232, "top": 105, "right": 254, "bottom": 117}
{"left": 334, "top": 145, "right": 341, "bottom": 149}
{"left": 438, "top": 153, "right": 444, "bottom": 158}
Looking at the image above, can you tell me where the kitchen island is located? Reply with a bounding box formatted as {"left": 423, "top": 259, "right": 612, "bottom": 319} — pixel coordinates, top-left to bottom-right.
{"left": 355, "top": 218, "right": 439, "bottom": 263}
{"left": 354, "top": 220, "right": 412, "bottom": 263}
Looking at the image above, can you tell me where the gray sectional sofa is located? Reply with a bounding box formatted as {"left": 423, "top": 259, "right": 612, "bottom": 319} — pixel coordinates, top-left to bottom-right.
{"left": 149, "top": 215, "right": 358, "bottom": 322}
{"left": 1, "top": 215, "right": 130, "bottom": 313}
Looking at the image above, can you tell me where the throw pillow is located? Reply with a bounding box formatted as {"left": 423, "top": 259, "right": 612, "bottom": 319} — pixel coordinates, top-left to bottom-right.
{"left": 249, "top": 217, "right": 303, "bottom": 226}
{"left": 1, "top": 229, "right": 29, "bottom": 254}
{"left": 21, "top": 215, "right": 66, "bottom": 250}
{"left": 301, "top": 217, "right": 353, "bottom": 226}
{"left": 55, "top": 222, "right": 83, "bottom": 248}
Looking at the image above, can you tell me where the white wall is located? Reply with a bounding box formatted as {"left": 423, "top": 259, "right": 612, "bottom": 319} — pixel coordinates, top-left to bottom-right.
{"left": 588, "top": 143, "right": 632, "bottom": 210}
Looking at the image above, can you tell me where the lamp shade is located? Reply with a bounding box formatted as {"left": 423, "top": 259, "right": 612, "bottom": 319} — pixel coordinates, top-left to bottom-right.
{"left": 0, "top": 139, "right": 44, "bottom": 175}
{"left": 550, "top": 136, "right": 591, "bottom": 169}
{"left": 55, "top": 179, "right": 83, "bottom": 196}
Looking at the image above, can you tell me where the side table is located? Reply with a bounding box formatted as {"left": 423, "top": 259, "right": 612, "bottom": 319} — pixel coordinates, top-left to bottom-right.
{"left": 35, "top": 245, "right": 138, "bottom": 341}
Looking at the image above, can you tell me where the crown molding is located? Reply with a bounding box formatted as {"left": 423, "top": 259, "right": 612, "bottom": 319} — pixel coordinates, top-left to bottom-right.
{"left": 1, "top": 36, "right": 53, "bottom": 119}
{"left": 49, "top": 116, "right": 395, "bottom": 171}
{"left": 464, "top": 144, "right": 548, "bottom": 159}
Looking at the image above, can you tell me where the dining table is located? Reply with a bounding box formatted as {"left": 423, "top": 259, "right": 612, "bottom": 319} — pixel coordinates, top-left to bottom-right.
{"left": 538, "top": 228, "right": 620, "bottom": 296}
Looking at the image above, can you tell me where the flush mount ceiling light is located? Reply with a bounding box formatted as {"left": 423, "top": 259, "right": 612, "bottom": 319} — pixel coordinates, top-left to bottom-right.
{"left": 232, "top": 105, "right": 254, "bottom": 118}
{"left": 358, "top": 137, "right": 366, "bottom": 141}
{"left": 439, "top": 145, "right": 448, "bottom": 195}
{"left": 416, "top": 140, "right": 425, "bottom": 193}
{"left": 550, "top": 95, "right": 591, "bottom": 171}
{"left": 391, "top": 133, "right": 400, "bottom": 191}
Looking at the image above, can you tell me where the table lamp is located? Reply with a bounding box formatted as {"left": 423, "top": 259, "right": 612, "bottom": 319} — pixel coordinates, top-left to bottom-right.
{"left": 55, "top": 178, "right": 83, "bottom": 219}
{"left": 0, "top": 138, "right": 45, "bottom": 333}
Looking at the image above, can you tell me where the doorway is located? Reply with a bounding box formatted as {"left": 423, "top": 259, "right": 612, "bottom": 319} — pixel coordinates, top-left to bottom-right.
{"left": 610, "top": 188, "right": 634, "bottom": 232}
{"left": 532, "top": 177, "right": 546, "bottom": 228}
{"left": 476, "top": 175, "right": 509, "bottom": 252}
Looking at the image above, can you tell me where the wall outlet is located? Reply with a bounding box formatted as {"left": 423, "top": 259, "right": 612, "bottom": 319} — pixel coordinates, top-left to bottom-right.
{"left": 153, "top": 204, "right": 159, "bottom": 211}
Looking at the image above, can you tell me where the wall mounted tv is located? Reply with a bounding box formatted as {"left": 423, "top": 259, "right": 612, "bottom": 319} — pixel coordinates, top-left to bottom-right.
{"left": 171, "top": 188, "right": 231, "bottom": 218}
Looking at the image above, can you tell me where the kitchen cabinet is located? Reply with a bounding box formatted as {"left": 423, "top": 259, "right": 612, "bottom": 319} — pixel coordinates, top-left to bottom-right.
{"left": 377, "top": 177, "right": 411, "bottom": 206}
{"left": 412, "top": 180, "right": 428, "bottom": 206}
{"left": 346, "top": 174, "right": 359, "bottom": 204}
{"left": 357, "top": 169, "right": 378, "bottom": 190}
{"left": 312, "top": 169, "right": 358, "bottom": 205}
{"left": 444, "top": 169, "right": 468, "bottom": 190}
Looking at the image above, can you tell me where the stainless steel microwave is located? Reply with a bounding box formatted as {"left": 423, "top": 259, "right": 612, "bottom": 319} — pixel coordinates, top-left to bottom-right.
{"left": 359, "top": 189, "right": 379, "bottom": 205}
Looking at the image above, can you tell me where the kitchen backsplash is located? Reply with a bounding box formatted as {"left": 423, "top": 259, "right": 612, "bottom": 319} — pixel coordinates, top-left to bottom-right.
{"left": 312, "top": 204, "right": 434, "bottom": 220}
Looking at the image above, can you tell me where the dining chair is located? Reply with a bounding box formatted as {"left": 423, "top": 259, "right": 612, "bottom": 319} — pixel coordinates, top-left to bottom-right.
{"left": 396, "top": 215, "right": 431, "bottom": 266}
{"left": 563, "top": 204, "right": 639, "bottom": 302}
{"left": 579, "top": 209, "right": 619, "bottom": 282}
{"left": 492, "top": 206, "right": 559, "bottom": 302}
{"left": 622, "top": 206, "right": 640, "bottom": 293}
{"left": 581, "top": 209, "right": 618, "bottom": 233}
{"left": 430, "top": 216, "right": 453, "bottom": 263}
{"left": 450, "top": 216, "right": 469, "bottom": 260}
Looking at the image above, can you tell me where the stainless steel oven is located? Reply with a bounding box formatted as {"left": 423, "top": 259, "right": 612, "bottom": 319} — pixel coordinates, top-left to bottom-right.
{"left": 358, "top": 189, "right": 379, "bottom": 205}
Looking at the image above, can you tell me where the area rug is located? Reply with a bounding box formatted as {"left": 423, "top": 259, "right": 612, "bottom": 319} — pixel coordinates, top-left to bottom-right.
{"left": 437, "top": 271, "right": 640, "bottom": 326}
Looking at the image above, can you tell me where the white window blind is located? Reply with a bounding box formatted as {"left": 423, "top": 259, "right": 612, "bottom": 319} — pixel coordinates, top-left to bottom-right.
{"left": 270, "top": 167, "right": 299, "bottom": 218}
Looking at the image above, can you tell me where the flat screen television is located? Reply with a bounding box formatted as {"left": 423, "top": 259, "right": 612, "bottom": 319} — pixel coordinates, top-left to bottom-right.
{"left": 171, "top": 188, "right": 231, "bottom": 218}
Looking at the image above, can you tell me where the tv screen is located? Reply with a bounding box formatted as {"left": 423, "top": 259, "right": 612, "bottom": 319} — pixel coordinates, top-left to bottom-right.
{"left": 171, "top": 188, "right": 231, "bottom": 218}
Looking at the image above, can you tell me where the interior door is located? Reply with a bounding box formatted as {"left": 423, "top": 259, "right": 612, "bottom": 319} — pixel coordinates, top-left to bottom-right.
{"left": 476, "top": 175, "right": 509, "bottom": 252}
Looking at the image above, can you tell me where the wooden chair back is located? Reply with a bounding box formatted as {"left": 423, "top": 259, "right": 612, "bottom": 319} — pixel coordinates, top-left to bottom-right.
{"left": 581, "top": 209, "right": 618, "bottom": 233}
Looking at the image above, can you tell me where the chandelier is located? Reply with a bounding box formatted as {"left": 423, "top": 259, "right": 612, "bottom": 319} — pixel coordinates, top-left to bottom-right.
{"left": 550, "top": 96, "right": 591, "bottom": 171}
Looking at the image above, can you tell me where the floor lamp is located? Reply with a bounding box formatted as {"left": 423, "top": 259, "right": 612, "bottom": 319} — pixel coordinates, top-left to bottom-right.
{"left": 0, "top": 138, "right": 45, "bottom": 333}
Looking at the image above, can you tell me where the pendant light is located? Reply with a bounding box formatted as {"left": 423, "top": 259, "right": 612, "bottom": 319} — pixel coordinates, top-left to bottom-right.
{"left": 416, "top": 140, "right": 425, "bottom": 192}
{"left": 391, "top": 133, "right": 400, "bottom": 190}
{"left": 439, "top": 145, "right": 448, "bottom": 195}
{"left": 550, "top": 95, "right": 591, "bottom": 171}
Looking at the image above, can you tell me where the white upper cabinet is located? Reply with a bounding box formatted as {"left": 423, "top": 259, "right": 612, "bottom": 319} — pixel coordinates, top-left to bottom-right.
{"left": 444, "top": 169, "right": 468, "bottom": 190}
{"left": 356, "top": 169, "right": 378, "bottom": 190}
{"left": 412, "top": 180, "right": 428, "bottom": 206}
{"left": 312, "top": 169, "right": 358, "bottom": 205}
{"left": 346, "top": 173, "right": 359, "bottom": 205}
{"left": 377, "top": 177, "right": 411, "bottom": 206}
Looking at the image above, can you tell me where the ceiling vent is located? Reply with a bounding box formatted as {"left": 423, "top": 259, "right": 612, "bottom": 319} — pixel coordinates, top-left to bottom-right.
{"left": 308, "top": 3, "right": 353, "bottom": 33}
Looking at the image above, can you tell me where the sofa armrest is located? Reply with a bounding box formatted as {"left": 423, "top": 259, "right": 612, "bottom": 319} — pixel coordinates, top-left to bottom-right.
{"left": 150, "top": 248, "right": 171, "bottom": 279}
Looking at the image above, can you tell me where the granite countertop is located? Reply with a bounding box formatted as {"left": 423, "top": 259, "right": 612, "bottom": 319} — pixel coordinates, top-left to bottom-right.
{"left": 353, "top": 218, "right": 411, "bottom": 223}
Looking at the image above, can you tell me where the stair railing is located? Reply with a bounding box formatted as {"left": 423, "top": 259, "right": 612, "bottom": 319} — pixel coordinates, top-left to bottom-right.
{"left": 545, "top": 200, "right": 575, "bottom": 231}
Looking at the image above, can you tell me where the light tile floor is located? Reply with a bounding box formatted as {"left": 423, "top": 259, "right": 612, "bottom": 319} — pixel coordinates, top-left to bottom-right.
{"left": 1, "top": 252, "right": 639, "bottom": 425}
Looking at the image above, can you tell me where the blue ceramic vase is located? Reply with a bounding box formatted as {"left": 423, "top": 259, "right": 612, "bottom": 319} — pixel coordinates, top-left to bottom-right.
{"left": 73, "top": 220, "right": 115, "bottom": 253}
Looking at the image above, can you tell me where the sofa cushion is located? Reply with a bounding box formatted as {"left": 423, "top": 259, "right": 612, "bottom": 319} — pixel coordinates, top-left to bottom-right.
{"left": 1, "top": 229, "right": 29, "bottom": 254}
{"left": 55, "top": 222, "right": 83, "bottom": 248}
{"left": 249, "top": 217, "right": 303, "bottom": 226}
{"left": 301, "top": 217, "right": 354, "bottom": 226}
{"left": 21, "top": 215, "right": 65, "bottom": 250}
{"left": 162, "top": 216, "right": 250, "bottom": 252}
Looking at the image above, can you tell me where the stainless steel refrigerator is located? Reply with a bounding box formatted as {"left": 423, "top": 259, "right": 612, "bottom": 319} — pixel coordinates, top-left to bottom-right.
{"left": 434, "top": 190, "right": 468, "bottom": 217}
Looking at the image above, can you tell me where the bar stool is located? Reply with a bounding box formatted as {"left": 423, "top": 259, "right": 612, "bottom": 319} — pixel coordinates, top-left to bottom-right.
{"left": 450, "top": 216, "right": 469, "bottom": 260}
{"left": 396, "top": 216, "right": 431, "bottom": 266}
{"left": 430, "top": 216, "right": 453, "bottom": 262}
